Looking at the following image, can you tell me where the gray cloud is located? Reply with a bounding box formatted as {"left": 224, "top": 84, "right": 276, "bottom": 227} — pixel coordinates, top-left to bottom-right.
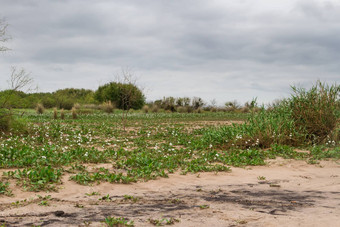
{"left": 0, "top": 0, "right": 339, "bottom": 105}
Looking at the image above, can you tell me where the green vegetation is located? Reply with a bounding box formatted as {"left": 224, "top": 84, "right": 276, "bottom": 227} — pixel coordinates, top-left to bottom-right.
{"left": 104, "top": 216, "right": 134, "bottom": 227}
{"left": 0, "top": 82, "right": 338, "bottom": 196}
{"left": 95, "top": 82, "right": 145, "bottom": 110}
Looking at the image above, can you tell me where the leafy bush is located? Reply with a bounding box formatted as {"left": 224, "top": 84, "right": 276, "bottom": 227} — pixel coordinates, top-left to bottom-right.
{"left": 289, "top": 81, "right": 339, "bottom": 143}
{"left": 95, "top": 82, "right": 145, "bottom": 110}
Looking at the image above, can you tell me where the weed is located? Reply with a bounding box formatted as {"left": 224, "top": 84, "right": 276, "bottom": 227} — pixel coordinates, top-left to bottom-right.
{"left": 0, "top": 181, "right": 12, "bottom": 196}
{"left": 199, "top": 204, "right": 210, "bottom": 209}
{"left": 4, "top": 166, "right": 63, "bottom": 191}
{"left": 104, "top": 216, "right": 134, "bottom": 227}
{"left": 123, "top": 195, "right": 139, "bottom": 203}
{"left": 85, "top": 191, "right": 101, "bottom": 196}
{"left": 99, "top": 194, "right": 111, "bottom": 201}
{"left": 257, "top": 176, "right": 266, "bottom": 180}
{"left": 149, "top": 217, "right": 179, "bottom": 226}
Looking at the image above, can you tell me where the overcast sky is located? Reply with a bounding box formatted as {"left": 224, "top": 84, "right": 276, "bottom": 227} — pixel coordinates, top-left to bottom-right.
{"left": 1, "top": 0, "right": 340, "bottom": 105}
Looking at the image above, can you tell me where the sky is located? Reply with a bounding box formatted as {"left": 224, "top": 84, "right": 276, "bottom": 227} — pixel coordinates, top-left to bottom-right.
{"left": 0, "top": 0, "right": 340, "bottom": 106}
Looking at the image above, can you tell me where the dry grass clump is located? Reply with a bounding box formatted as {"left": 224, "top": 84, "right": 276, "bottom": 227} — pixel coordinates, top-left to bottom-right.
{"left": 71, "top": 107, "right": 77, "bottom": 119}
{"left": 151, "top": 105, "right": 159, "bottom": 113}
{"left": 53, "top": 108, "right": 58, "bottom": 119}
{"left": 73, "top": 103, "right": 81, "bottom": 109}
{"left": 177, "top": 106, "right": 186, "bottom": 113}
{"left": 35, "top": 103, "right": 45, "bottom": 114}
{"left": 142, "top": 105, "right": 149, "bottom": 113}
{"left": 211, "top": 107, "right": 217, "bottom": 112}
{"left": 101, "top": 101, "right": 115, "bottom": 113}
{"left": 60, "top": 109, "right": 65, "bottom": 119}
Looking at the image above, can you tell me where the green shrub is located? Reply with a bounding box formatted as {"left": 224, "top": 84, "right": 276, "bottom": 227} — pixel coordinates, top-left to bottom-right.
{"left": 0, "top": 110, "right": 28, "bottom": 134}
{"left": 289, "top": 81, "right": 339, "bottom": 143}
{"left": 0, "top": 109, "right": 11, "bottom": 132}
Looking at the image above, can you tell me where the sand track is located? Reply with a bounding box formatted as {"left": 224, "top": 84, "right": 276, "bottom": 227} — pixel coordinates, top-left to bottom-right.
{"left": 0, "top": 158, "right": 339, "bottom": 227}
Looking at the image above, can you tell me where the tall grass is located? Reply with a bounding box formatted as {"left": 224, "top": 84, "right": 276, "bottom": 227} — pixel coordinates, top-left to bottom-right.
{"left": 203, "top": 81, "right": 339, "bottom": 149}
{"left": 289, "top": 81, "right": 339, "bottom": 143}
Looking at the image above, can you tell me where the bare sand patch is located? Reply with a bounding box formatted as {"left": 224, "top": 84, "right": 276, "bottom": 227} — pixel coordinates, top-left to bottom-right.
{"left": 0, "top": 159, "right": 339, "bottom": 227}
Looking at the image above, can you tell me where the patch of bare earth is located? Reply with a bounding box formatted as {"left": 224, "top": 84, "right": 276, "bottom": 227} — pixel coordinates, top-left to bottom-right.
{"left": 0, "top": 159, "right": 339, "bottom": 227}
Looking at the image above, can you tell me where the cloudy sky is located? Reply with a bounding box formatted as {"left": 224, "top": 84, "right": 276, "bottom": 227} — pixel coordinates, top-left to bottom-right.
{"left": 1, "top": 0, "right": 339, "bottom": 105}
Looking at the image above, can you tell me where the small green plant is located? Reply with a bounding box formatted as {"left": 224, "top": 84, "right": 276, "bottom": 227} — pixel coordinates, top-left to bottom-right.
{"left": 99, "top": 194, "right": 111, "bottom": 201}
{"left": 37, "top": 195, "right": 52, "bottom": 206}
{"left": 4, "top": 166, "right": 63, "bottom": 192}
{"left": 148, "top": 217, "right": 179, "bottom": 226}
{"left": 85, "top": 191, "right": 101, "bottom": 196}
{"left": 199, "top": 204, "right": 210, "bottom": 209}
{"left": 104, "top": 216, "right": 134, "bottom": 227}
{"left": 257, "top": 176, "right": 266, "bottom": 180}
{"left": 123, "top": 195, "right": 139, "bottom": 203}
{"left": 0, "top": 181, "right": 12, "bottom": 196}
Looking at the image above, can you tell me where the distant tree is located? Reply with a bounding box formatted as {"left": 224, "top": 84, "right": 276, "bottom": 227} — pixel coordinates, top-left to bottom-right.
{"left": 95, "top": 68, "right": 145, "bottom": 131}
{"left": 95, "top": 81, "right": 145, "bottom": 110}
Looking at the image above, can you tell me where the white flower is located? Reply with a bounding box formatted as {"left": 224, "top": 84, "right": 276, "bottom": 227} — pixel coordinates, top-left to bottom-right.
{"left": 41, "top": 156, "right": 46, "bottom": 159}
{"left": 84, "top": 152, "right": 88, "bottom": 157}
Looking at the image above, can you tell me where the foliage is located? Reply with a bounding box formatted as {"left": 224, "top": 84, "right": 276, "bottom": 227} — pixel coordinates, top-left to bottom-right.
{"left": 0, "top": 181, "right": 12, "bottom": 196}
{"left": 289, "top": 81, "right": 339, "bottom": 143}
{"left": 95, "top": 82, "right": 145, "bottom": 110}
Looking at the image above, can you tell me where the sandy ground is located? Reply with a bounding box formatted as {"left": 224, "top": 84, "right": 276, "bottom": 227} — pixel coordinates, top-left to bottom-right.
{"left": 0, "top": 158, "right": 339, "bottom": 227}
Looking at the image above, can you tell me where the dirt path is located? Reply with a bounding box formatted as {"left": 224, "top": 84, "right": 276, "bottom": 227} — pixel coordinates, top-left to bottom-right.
{"left": 1, "top": 158, "right": 339, "bottom": 227}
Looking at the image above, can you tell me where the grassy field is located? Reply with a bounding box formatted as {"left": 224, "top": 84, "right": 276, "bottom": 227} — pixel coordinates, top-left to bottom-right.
{"left": 0, "top": 109, "right": 338, "bottom": 196}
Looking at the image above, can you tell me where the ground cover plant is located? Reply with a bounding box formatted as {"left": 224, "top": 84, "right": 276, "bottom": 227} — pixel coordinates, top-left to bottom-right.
{"left": 0, "top": 82, "right": 339, "bottom": 196}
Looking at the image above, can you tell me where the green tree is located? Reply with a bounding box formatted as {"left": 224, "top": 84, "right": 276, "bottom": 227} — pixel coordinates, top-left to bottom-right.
{"left": 95, "top": 82, "right": 145, "bottom": 110}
